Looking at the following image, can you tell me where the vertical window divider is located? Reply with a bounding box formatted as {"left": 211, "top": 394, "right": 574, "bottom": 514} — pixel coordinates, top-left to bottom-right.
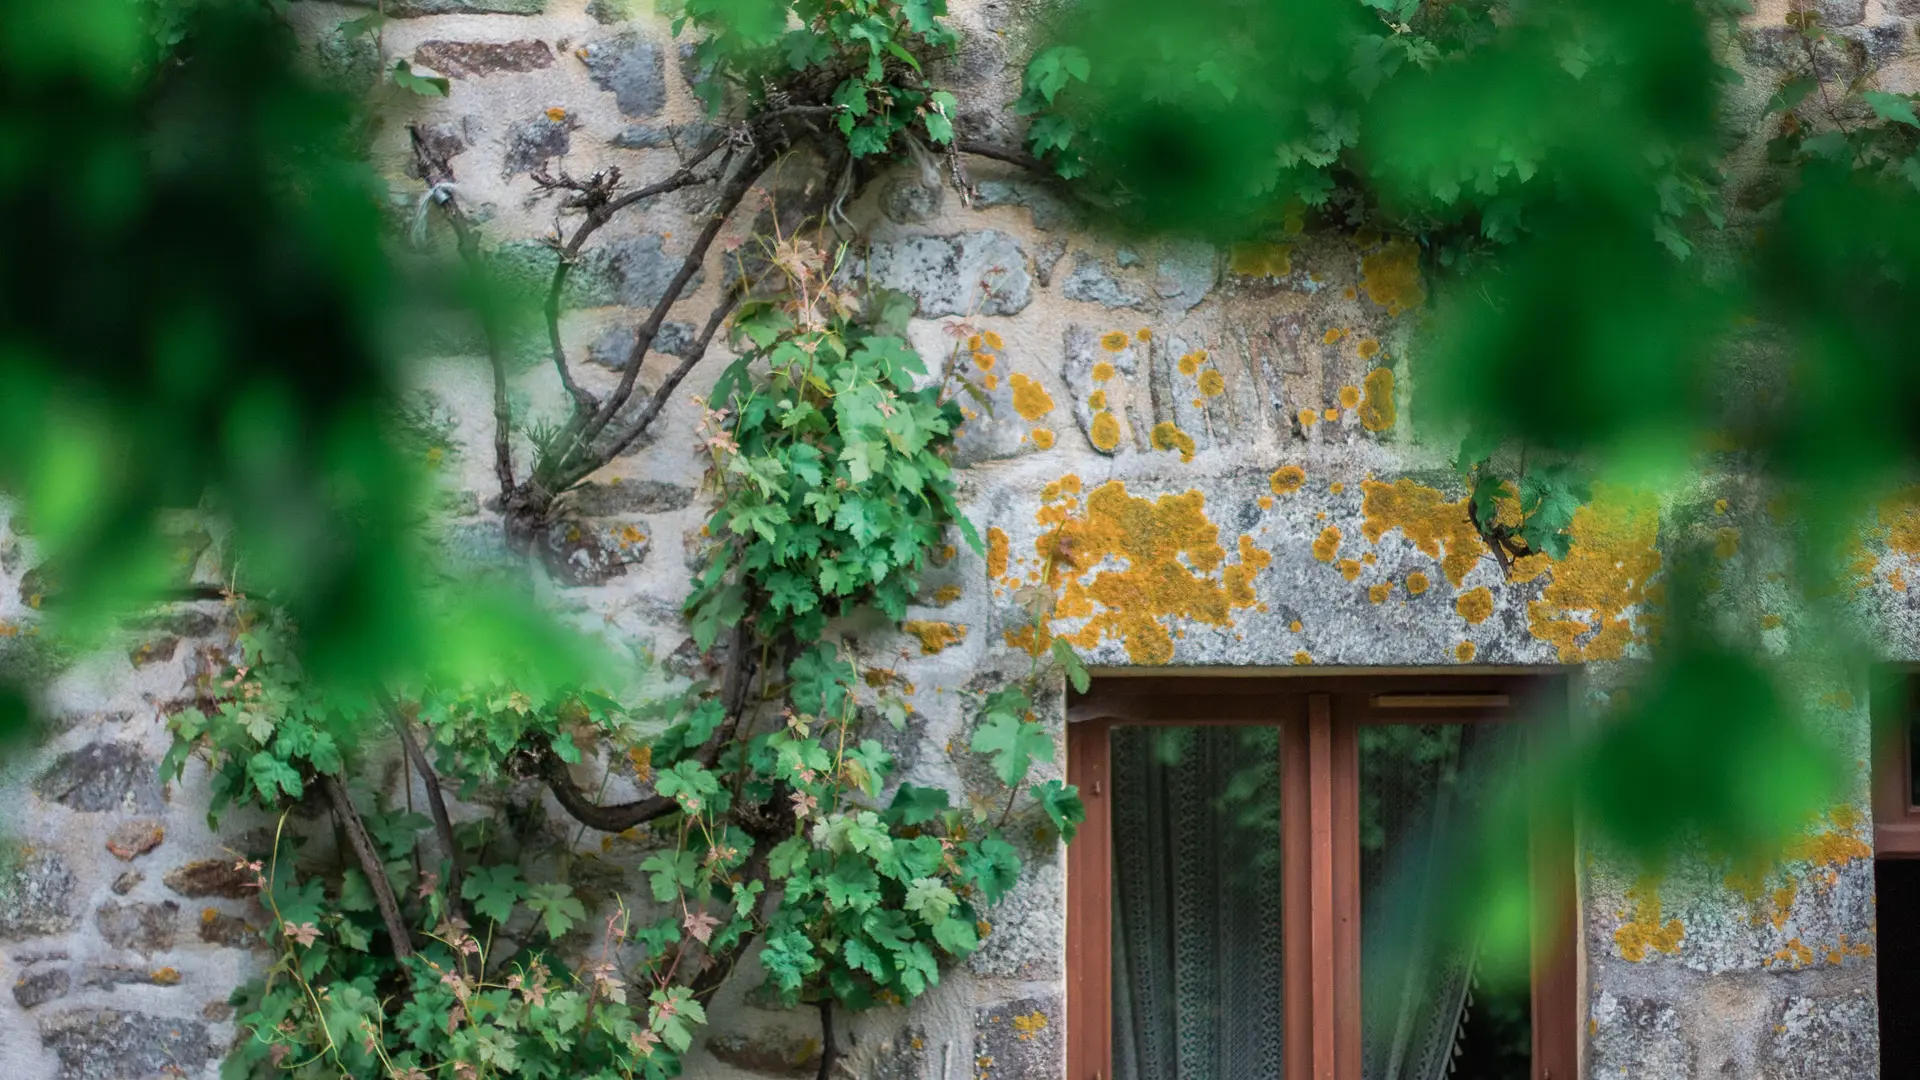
{"left": 1308, "top": 694, "right": 1337, "bottom": 1080}
{"left": 1283, "top": 705, "right": 1314, "bottom": 1080}
{"left": 1066, "top": 718, "right": 1113, "bottom": 1080}
{"left": 1332, "top": 696, "right": 1362, "bottom": 1080}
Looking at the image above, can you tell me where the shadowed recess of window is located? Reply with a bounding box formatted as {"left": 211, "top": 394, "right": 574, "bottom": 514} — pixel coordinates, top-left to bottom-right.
{"left": 1360, "top": 723, "right": 1529, "bottom": 1080}
{"left": 1110, "top": 725, "right": 1283, "bottom": 1080}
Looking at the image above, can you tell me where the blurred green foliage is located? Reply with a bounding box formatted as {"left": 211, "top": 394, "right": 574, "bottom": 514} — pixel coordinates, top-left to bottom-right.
{"left": 0, "top": 0, "right": 594, "bottom": 739}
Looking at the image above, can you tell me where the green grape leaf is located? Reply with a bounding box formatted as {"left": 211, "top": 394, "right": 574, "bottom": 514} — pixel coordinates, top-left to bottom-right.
{"left": 461, "top": 864, "right": 527, "bottom": 925}
{"left": 524, "top": 882, "right": 587, "bottom": 939}
{"left": 1029, "top": 779, "right": 1086, "bottom": 842}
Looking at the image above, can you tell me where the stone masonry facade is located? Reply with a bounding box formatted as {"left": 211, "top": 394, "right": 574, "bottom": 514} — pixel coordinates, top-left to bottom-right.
{"left": 6, "top": 0, "right": 1920, "bottom": 1077}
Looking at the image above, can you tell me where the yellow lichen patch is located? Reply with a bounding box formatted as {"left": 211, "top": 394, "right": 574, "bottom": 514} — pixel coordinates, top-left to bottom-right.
{"left": 1198, "top": 369, "right": 1226, "bottom": 397}
{"left": 1525, "top": 486, "right": 1663, "bottom": 662}
{"left": 1785, "top": 806, "right": 1872, "bottom": 869}
{"left": 1089, "top": 389, "right": 1108, "bottom": 410}
{"left": 1289, "top": 620, "right": 1303, "bottom": 633}
{"left": 982, "top": 373, "right": 999, "bottom": 391}
{"left": 628, "top": 745, "right": 654, "bottom": 783}
{"left": 1100, "top": 331, "right": 1130, "bottom": 352}
{"left": 1338, "top": 385, "right": 1362, "bottom": 409}
{"left": 986, "top": 527, "right": 1009, "bottom": 580}
{"left": 1881, "top": 486, "right": 1920, "bottom": 554}
{"left": 1368, "top": 582, "right": 1393, "bottom": 604}
{"left": 1614, "top": 877, "right": 1685, "bottom": 962}
{"left": 1136, "top": 328, "right": 1152, "bottom": 342}
{"left": 1229, "top": 241, "right": 1291, "bottom": 278}
{"left": 1090, "top": 411, "right": 1122, "bottom": 452}
{"left": 1323, "top": 407, "right": 1339, "bottom": 422}
{"left": 1297, "top": 407, "right": 1319, "bottom": 429}
{"left": 1406, "top": 571, "right": 1431, "bottom": 596}
{"left": 1092, "top": 361, "right": 1115, "bottom": 382}
{"left": 1293, "top": 650, "right": 1313, "bottom": 665}
{"left": 1772, "top": 879, "right": 1799, "bottom": 931}
{"left": 1713, "top": 527, "right": 1740, "bottom": 560}
{"left": 150, "top": 967, "right": 182, "bottom": 986}
{"left": 1455, "top": 641, "right": 1476, "bottom": 662}
{"left": 1322, "top": 328, "right": 1347, "bottom": 345}
{"left": 1359, "top": 368, "right": 1396, "bottom": 432}
{"left": 1032, "top": 481, "right": 1273, "bottom": 665}
{"left": 1714, "top": 498, "right": 1729, "bottom": 515}
{"left": 545, "top": 106, "right": 568, "bottom": 122}
{"left": 1357, "top": 338, "right": 1380, "bottom": 359}
{"left": 983, "top": 330, "right": 1004, "bottom": 350}
{"left": 1313, "top": 526, "right": 1342, "bottom": 563}
{"left": 1330, "top": 482, "right": 1346, "bottom": 495}
{"left": 1031, "top": 428, "right": 1056, "bottom": 450}
{"left": 1359, "top": 237, "right": 1427, "bottom": 316}
{"left": 1761, "top": 613, "right": 1783, "bottom": 630}
{"left": 1271, "top": 466, "right": 1306, "bottom": 495}
{"left": 1150, "top": 422, "right": 1197, "bottom": 463}
{"left": 1178, "top": 352, "right": 1202, "bottom": 376}
{"left": 1359, "top": 478, "right": 1489, "bottom": 587}
{"left": 934, "top": 584, "right": 963, "bottom": 607}
{"left": 1770, "top": 938, "right": 1817, "bottom": 970}
{"left": 904, "top": 621, "right": 967, "bottom": 656}
{"left": 1456, "top": 587, "right": 1494, "bottom": 625}
{"left": 1010, "top": 373, "right": 1056, "bottom": 420}
{"left": 974, "top": 351, "right": 997, "bottom": 371}
{"left": 1258, "top": 496, "right": 1274, "bottom": 510}
{"left": 1337, "top": 558, "right": 1363, "bottom": 582}
{"left": 1012, "top": 1012, "right": 1049, "bottom": 1041}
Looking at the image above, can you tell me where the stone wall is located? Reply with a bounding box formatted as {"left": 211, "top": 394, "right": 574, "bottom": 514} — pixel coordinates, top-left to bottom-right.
{"left": 3, "top": 0, "right": 1920, "bottom": 1077}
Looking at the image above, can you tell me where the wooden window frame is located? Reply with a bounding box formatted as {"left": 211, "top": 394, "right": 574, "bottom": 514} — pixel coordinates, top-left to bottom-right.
{"left": 1065, "top": 674, "right": 1579, "bottom": 1080}
{"left": 1873, "top": 671, "right": 1920, "bottom": 857}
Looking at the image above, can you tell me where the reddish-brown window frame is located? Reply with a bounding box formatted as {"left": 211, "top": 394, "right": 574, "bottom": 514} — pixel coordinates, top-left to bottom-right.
{"left": 1872, "top": 671, "right": 1920, "bottom": 857}
{"left": 1065, "top": 674, "right": 1579, "bottom": 1080}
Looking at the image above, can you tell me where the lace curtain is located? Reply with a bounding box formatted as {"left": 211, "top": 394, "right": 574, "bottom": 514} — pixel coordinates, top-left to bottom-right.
{"left": 1359, "top": 722, "right": 1523, "bottom": 1080}
{"left": 1111, "top": 725, "right": 1285, "bottom": 1080}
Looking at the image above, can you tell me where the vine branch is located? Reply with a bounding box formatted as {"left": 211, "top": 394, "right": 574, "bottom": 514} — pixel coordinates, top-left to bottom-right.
{"left": 321, "top": 773, "right": 413, "bottom": 961}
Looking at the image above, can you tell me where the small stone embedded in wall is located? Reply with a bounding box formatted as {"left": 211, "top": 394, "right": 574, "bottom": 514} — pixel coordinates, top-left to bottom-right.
{"left": 580, "top": 31, "right": 668, "bottom": 118}
{"left": 1060, "top": 324, "right": 1137, "bottom": 455}
{"left": 33, "top": 741, "right": 164, "bottom": 813}
{"left": 565, "top": 478, "right": 695, "bottom": 516}
{"left": 94, "top": 899, "right": 180, "bottom": 956}
{"left": 703, "top": 1030, "right": 821, "bottom": 1077}
{"left": 111, "top": 871, "right": 142, "bottom": 895}
{"left": 413, "top": 39, "right": 555, "bottom": 78}
{"left": 38, "top": 1008, "right": 214, "bottom": 1080}
{"left": 13, "top": 965, "right": 71, "bottom": 1009}
{"left": 105, "top": 820, "right": 164, "bottom": 861}
{"left": 163, "top": 858, "right": 258, "bottom": 899}
{"left": 199, "top": 908, "right": 264, "bottom": 949}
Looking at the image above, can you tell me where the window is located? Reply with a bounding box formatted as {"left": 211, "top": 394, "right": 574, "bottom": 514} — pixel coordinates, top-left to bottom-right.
{"left": 1066, "top": 676, "right": 1577, "bottom": 1080}
{"left": 1871, "top": 671, "right": 1920, "bottom": 1075}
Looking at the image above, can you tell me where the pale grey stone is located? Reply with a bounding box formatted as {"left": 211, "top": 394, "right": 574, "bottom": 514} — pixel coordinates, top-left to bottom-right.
{"left": 565, "top": 480, "right": 696, "bottom": 516}
{"left": 863, "top": 230, "right": 1033, "bottom": 317}
{"left": 1154, "top": 238, "right": 1217, "bottom": 313}
{"left": 413, "top": 39, "right": 554, "bottom": 77}
{"left": 582, "top": 31, "right": 668, "bottom": 118}
{"left": 1061, "top": 253, "right": 1145, "bottom": 309}
{"left": 503, "top": 113, "right": 572, "bottom": 177}
{"left": 973, "top": 993, "right": 1064, "bottom": 1079}
{"left": 12, "top": 967, "right": 70, "bottom": 1009}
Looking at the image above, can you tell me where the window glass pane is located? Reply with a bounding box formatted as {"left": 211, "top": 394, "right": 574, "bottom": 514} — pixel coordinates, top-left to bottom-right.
{"left": 1907, "top": 715, "right": 1920, "bottom": 808}
{"left": 1110, "top": 725, "right": 1283, "bottom": 1080}
{"left": 1359, "top": 723, "right": 1527, "bottom": 1080}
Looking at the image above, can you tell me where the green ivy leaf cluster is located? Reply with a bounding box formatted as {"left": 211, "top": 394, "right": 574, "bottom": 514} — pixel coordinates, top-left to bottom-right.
{"left": 686, "top": 241, "right": 979, "bottom": 648}
{"left": 673, "top": 0, "right": 961, "bottom": 158}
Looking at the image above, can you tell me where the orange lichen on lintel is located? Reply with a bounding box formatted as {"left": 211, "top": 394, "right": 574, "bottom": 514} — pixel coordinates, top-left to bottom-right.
{"left": 1011, "top": 479, "right": 1273, "bottom": 665}
{"left": 1785, "top": 804, "right": 1872, "bottom": 870}
{"left": 1271, "top": 466, "right": 1306, "bottom": 496}
{"left": 1360, "top": 478, "right": 1489, "bottom": 588}
{"left": 1526, "top": 485, "right": 1663, "bottom": 662}
{"left": 986, "top": 527, "right": 1009, "bottom": 580}
{"left": 1614, "top": 877, "right": 1685, "bottom": 962}
{"left": 1359, "top": 237, "right": 1427, "bottom": 316}
{"left": 1150, "top": 421, "right": 1197, "bottom": 464}
{"left": 1313, "top": 526, "right": 1343, "bottom": 563}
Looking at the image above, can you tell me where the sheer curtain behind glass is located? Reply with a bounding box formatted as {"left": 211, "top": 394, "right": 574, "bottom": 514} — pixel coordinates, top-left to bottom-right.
{"left": 1359, "top": 722, "right": 1526, "bottom": 1080}
{"left": 1110, "top": 725, "right": 1284, "bottom": 1080}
